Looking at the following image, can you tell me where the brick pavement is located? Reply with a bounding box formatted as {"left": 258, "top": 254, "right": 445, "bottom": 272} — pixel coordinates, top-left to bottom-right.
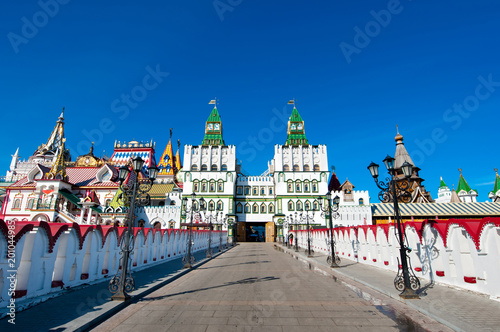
{"left": 92, "top": 243, "right": 450, "bottom": 332}
{"left": 280, "top": 244, "right": 500, "bottom": 332}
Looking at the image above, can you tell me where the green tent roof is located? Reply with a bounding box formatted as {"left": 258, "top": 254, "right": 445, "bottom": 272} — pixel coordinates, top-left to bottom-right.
{"left": 457, "top": 173, "right": 473, "bottom": 193}
{"left": 439, "top": 177, "right": 447, "bottom": 189}
{"left": 285, "top": 107, "right": 308, "bottom": 146}
{"left": 491, "top": 171, "right": 500, "bottom": 195}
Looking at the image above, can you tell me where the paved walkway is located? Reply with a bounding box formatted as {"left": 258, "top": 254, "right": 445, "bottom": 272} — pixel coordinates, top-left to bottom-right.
{"left": 279, "top": 244, "right": 500, "bottom": 332}
{"left": 0, "top": 249, "right": 213, "bottom": 332}
{"left": 92, "top": 243, "right": 449, "bottom": 332}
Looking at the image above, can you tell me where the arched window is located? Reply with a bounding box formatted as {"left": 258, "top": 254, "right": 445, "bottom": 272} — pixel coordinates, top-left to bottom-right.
{"left": 313, "top": 201, "right": 319, "bottom": 211}
{"left": 312, "top": 180, "right": 318, "bottom": 192}
{"left": 201, "top": 181, "right": 207, "bottom": 192}
{"left": 283, "top": 164, "right": 290, "bottom": 172}
{"left": 293, "top": 165, "right": 300, "bottom": 172}
{"left": 252, "top": 204, "right": 258, "bottom": 213}
{"left": 201, "top": 164, "right": 208, "bottom": 171}
{"left": 304, "top": 201, "right": 311, "bottom": 211}
{"left": 13, "top": 199, "right": 21, "bottom": 209}
{"left": 304, "top": 180, "right": 310, "bottom": 192}
{"left": 193, "top": 180, "right": 200, "bottom": 192}
{"left": 244, "top": 203, "right": 250, "bottom": 213}
{"left": 192, "top": 200, "right": 199, "bottom": 211}
{"left": 217, "top": 200, "right": 223, "bottom": 211}
{"left": 138, "top": 220, "right": 145, "bottom": 227}
{"left": 237, "top": 203, "right": 243, "bottom": 213}
{"left": 211, "top": 164, "right": 217, "bottom": 171}
{"left": 191, "top": 165, "right": 198, "bottom": 171}
{"left": 296, "top": 201, "right": 303, "bottom": 211}
{"left": 313, "top": 164, "right": 320, "bottom": 171}
{"left": 209, "top": 200, "right": 215, "bottom": 211}
{"left": 221, "top": 164, "right": 228, "bottom": 171}
{"left": 269, "top": 204, "right": 275, "bottom": 213}
{"left": 209, "top": 180, "right": 216, "bottom": 192}
{"left": 27, "top": 198, "right": 35, "bottom": 210}
{"left": 217, "top": 181, "right": 224, "bottom": 192}
{"left": 288, "top": 201, "right": 294, "bottom": 211}
{"left": 287, "top": 180, "right": 293, "bottom": 193}
{"left": 359, "top": 198, "right": 364, "bottom": 205}
{"left": 260, "top": 204, "right": 266, "bottom": 213}
{"left": 244, "top": 186, "right": 250, "bottom": 195}
{"left": 303, "top": 165, "right": 310, "bottom": 171}
{"left": 295, "top": 181, "right": 301, "bottom": 193}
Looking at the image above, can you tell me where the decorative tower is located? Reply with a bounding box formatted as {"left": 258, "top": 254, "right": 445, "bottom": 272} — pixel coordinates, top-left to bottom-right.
{"left": 174, "top": 139, "right": 182, "bottom": 174}
{"left": 34, "top": 108, "right": 69, "bottom": 161}
{"left": 392, "top": 129, "right": 433, "bottom": 203}
{"left": 202, "top": 107, "right": 225, "bottom": 146}
{"left": 285, "top": 107, "right": 308, "bottom": 146}
{"left": 489, "top": 169, "right": 500, "bottom": 202}
{"left": 46, "top": 138, "right": 68, "bottom": 181}
{"left": 456, "top": 169, "right": 478, "bottom": 202}
{"left": 435, "top": 176, "right": 452, "bottom": 203}
{"left": 9, "top": 148, "right": 19, "bottom": 171}
{"left": 157, "top": 129, "right": 175, "bottom": 183}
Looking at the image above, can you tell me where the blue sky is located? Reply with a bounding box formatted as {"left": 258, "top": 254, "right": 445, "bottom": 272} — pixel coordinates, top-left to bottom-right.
{"left": 1, "top": 0, "right": 500, "bottom": 201}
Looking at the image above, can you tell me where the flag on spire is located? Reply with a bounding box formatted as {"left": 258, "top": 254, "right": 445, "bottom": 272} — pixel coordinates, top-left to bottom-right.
{"left": 209, "top": 99, "right": 216, "bottom": 105}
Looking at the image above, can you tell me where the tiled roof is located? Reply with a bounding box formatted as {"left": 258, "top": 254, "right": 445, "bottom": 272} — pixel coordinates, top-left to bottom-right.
{"left": 149, "top": 183, "right": 175, "bottom": 198}
{"left": 457, "top": 173, "right": 472, "bottom": 193}
{"left": 372, "top": 202, "right": 500, "bottom": 217}
{"left": 9, "top": 166, "right": 119, "bottom": 189}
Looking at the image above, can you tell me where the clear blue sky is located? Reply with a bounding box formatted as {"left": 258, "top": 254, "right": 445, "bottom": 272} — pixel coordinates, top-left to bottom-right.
{"left": 1, "top": 0, "right": 500, "bottom": 201}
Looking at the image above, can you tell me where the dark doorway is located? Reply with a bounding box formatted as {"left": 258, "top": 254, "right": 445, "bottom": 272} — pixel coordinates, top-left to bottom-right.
{"left": 246, "top": 223, "right": 266, "bottom": 242}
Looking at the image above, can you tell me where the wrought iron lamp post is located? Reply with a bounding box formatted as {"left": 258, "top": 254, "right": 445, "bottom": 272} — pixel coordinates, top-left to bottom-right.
{"left": 109, "top": 156, "right": 158, "bottom": 301}
{"left": 301, "top": 205, "right": 315, "bottom": 258}
{"left": 182, "top": 193, "right": 203, "bottom": 268}
{"left": 217, "top": 212, "right": 228, "bottom": 252}
{"left": 288, "top": 212, "right": 301, "bottom": 252}
{"left": 318, "top": 193, "right": 341, "bottom": 267}
{"left": 368, "top": 156, "right": 420, "bottom": 299}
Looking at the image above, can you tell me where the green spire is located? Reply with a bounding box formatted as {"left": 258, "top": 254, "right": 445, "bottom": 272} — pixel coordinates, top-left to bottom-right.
{"left": 439, "top": 176, "right": 447, "bottom": 189}
{"left": 202, "top": 107, "right": 225, "bottom": 146}
{"left": 491, "top": 169, "right": 500, "bottom": 195}
{"left": 285, "top": 107, "right": 308, "bottom": 146}
{"left": 456, "top": 169, "right": 472, "bottom": 193}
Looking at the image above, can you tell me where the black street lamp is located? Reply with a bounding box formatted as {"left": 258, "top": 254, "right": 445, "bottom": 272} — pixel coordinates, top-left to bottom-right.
{"left": 288, "top": 212, "right": 301, "bottom": 252}
{"left": 217, "top": 212, "right": 229, "bottom": 252}
{"left": 301, "top": 205, "right": 315, "bottom": 258}
{"left": 109, "top": 156, "right": 158, "bottom": 301}
{"left": 318, "top": 193, "right": 341, "bottom": 267}
{"left": 368, "top": 157, "right": 420, "bottom": 299}
{"left": 200, "top": 200, "right": 215, "bottom": 258}
{"left": 181, "top": 193, "right": 203, "bottom": 268}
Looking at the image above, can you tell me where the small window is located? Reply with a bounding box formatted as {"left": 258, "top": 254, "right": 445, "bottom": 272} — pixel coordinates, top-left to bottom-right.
{"left": 295, "top": 182, "right": 301, "bottom": 193}
{"left": 304, "top": 181, "right": 310, "bottom": 192}
{"left": 218, "top": 182, "right": 224, "bottom": 192}
{"left": 359, "top": 198, "right": 364, "bottom": 205}
{"left": 237, "top": 203, "right": 243, "bottom": 213}
{"left": 269, "top": 204, "right": 274, "bottom": 213}
{"left": 105, "top": 199, "right": 111, "bottom": 207}
{"left": 253, "top": 204, "right": 258, "bottom": 213}
{"left": 201, "top": 164, "right": 208, "bottom": 171}
{"left": 237, "top": 186, "right": 243, "bottom": 195}
{"left": 209, "top": 201, "right": 215, "bottom": 211}
{"left": 305, "top": 201, "right": 311, "bottom": 211}
{"left": 293, "top": 165, "right": 300, "bottom": 172}
{"left": 27, "top": 198, "right": 35, "bottom": 209}
{"left": 260, "top": 187, "right": 265, "bottom": 195}
{"left": 283, "top": 165, "right": 290, "bottom": 172}
{"left": 244, "top": 186, "right": 250, "bottom": 195}
{"left": 304, "top": 165, "right": 310, "bottom": 171}
{"left": 209, "top": 181, "right": 216, "bottom": 192}
{"left": 217, "top": 201, "right": 223, "bottom": 211}
{"left": 313, "top": 164, "right": 320, "bottom": 171}
{"left": 296, "top": 201, "right": 303, "bottom": 211}
{"left": 191, "top": 165, "right": 198, "bottom": 171}
{"left": 221, "top": 164, "right": 228, "bottom": 171}
{"left": 260, "top": 204, "right": 266, "bottom": 213}
{"left": 244, "top": 204, "right": 250, "bottom": 213}
{"left": 312, "top": 181, "right": 318, "bottom": 192}
{"left": 201, "top": 182, "right": 207, "bottom": 192}
{"left": 269, "top": 187, "right": 273, "bottom": 195}
{"left": 13, "top": 199, "right": 21, "bottom": 209}
{"left": 211, "top": 164, "right": 217, "bottom": 171}
{"left": 193, "top": 182, "right": 199, "bottom": 192}
{"left": 287, "top": 181, "right": 293, "bottom": 193}
{"left": 252, "top": 187, "right": 258, "bottom": 195}
{"left": 288, "top": 201, "right": 294, "bottom": 211}
{"left": 313, "top": 201, "right": 319, "bottom": 211}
